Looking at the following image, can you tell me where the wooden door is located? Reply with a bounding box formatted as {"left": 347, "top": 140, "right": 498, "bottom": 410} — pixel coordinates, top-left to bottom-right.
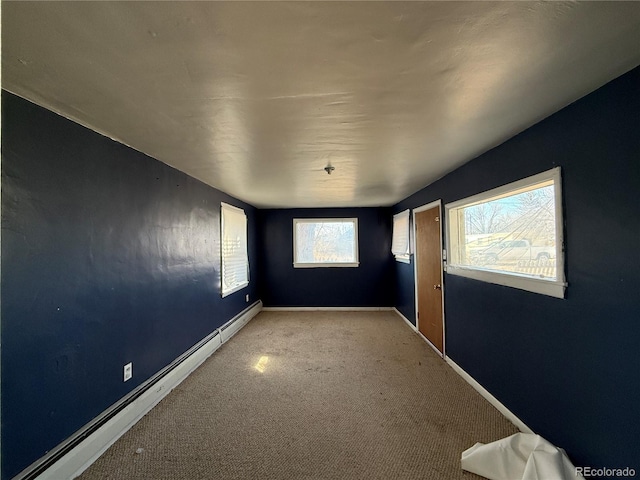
{"left": 415, "top": 206, "right": 444, "bottom": 354}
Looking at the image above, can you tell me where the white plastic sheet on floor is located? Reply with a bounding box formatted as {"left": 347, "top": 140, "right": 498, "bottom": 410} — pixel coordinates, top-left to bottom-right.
{"left": 461, "top": 433, "right": 585, "bottom": 480}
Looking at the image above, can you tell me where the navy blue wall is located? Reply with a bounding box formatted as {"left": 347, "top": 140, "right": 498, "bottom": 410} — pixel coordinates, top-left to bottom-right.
{"left": 1, "top": 92, "right": 259, "bottom": 479}
{"left": 258, "top": 208, "right": 394, "bottom": 307}
{"left": 394, "top": 67, "right": 640, "bottom": 470}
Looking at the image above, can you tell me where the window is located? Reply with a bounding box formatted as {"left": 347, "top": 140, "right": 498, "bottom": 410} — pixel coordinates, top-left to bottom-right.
{"left": 221, "top": 202, "right": 249, "bottom": 297}
{"left": 445, "top": 167, "right": 566, "bottom": 298}
{"left": 293, "top": 218, "right": 359, "bottom": 268}
{"left": 391, "top": 209, "right": 411, "bottom": 263}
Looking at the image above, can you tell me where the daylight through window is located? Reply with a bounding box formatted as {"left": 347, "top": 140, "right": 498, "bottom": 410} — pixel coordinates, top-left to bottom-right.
{"left": 293, "top": 218, "right": 359, "bottom": 268}
{"left": 445, "top": 168, "right": 566, "bottom": 298}
{"left": 391, "top": 209, "right": 411, "bottom": 263}
{"left": 221, "top": 203, "right": 249, "bottom": 297}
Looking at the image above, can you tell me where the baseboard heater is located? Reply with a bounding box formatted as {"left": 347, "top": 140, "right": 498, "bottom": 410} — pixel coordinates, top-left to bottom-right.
{"left": 16, "top": 300, "right": 262, "bottom": 480}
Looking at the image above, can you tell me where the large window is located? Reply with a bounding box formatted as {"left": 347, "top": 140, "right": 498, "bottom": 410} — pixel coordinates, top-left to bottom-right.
{"left": 391, "top": 209, "right": 411, "bottom": 263}
{"left": 293, "top": 218, "right": 359, "bottom": 268}
{"left": 445, "top": 167, "right": 566, "bottom": 298}
{"left": 221, "top": 202, "right": 249, "bottom": 297}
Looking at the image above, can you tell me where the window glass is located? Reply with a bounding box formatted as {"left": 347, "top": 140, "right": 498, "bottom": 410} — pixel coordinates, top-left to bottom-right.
{"left": 293, "top": 219, "right": 359, "bottom": 267}
{"left": 446, "top": 168, "right": 565, "bottom": 298}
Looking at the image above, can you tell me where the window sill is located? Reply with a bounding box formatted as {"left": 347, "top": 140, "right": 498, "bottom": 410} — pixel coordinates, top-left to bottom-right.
{"left": 446, "top": 265, "right": 566, "bottom": 299}
{"left": 221, "top": 281, "right": 249, "bottom": 298}
{"left": 293, "top": 262, "right": 360, "bottom": 268}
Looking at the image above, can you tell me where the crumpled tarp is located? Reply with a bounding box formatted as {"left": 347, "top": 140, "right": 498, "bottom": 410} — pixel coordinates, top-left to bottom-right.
{"left": 461, "top": 433, "right": 585, "bottom": 480}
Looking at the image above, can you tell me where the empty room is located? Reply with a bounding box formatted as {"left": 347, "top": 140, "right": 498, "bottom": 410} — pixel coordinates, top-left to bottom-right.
{"left": 2, "top": 2, "right": 639, "bottom": 479}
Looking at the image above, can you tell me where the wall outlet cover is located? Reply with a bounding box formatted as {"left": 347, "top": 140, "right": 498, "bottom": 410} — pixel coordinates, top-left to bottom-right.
{"left": 124, "top": 362, "right": 132, "bottom": 382}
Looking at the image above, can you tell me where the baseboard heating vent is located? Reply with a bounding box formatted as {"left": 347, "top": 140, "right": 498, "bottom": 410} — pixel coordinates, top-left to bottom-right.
{"left": 15, "top": 300, "right": 262, "bottom": 480}
{"left": 219, "top": 310, "right": 252, "bottom": 343}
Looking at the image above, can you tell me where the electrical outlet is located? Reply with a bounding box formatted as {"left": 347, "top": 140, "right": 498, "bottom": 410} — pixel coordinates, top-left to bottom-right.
{"left": 245, "top": 294, "right": 250, "bottom": 302}
{"left": 123, "top": 362, "right": 132, "bottom": 382}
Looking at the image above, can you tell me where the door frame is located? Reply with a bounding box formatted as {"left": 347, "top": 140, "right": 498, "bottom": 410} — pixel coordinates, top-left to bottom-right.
{"left": 412, "top": 199, "right": 446, "bottom": 358}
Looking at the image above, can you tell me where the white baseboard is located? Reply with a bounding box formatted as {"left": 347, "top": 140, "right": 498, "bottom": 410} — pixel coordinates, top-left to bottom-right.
{"left": 416, "top": 330, "right": 445, "bottom": 358}
{"left": 445, "top": 356, "right": 533, "bottom": 434}
{"left": 261, "top": 306, "right": 394, "bottom": 312}
{"left": 393, "top": 308, "right": 443, "bottom": 357}
{"left": 31, "top": 301, "right": 262, "bottom": 480}
{"left": 219, "top": 302, "right": 259, "bottom": 343}
{"left": 393, "top": 307, "right": 416, "bottom": 331}
{"left": 393, "top": 308, "right": 531, "bottom": 433}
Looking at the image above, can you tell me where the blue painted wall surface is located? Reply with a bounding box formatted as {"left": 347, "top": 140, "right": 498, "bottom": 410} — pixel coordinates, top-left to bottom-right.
{"left": 258, "top": 208, "right": 394, "bottom": 307}
{"left": 394, "top": 260, "right": 416, "bottom": 326}
{"left": 1, "top": 92, "right": 259, "bottom": 479}
{"left": 393, "top": 67, "right": 640, "bottom": 469}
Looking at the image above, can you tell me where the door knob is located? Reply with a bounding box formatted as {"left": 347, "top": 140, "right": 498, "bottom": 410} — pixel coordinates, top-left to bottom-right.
{"left": 433, "top": 284, "right": 441, "bottom": 290}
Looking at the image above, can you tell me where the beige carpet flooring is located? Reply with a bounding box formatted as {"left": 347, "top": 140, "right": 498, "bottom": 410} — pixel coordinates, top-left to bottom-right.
{"left": 79, "top": 311, "right": 518, "bottom": 479}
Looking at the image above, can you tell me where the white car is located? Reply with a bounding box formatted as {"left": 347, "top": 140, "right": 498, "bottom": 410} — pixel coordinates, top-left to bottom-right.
{"left": 477, "top": 240, "right": 554, "bottom": 266}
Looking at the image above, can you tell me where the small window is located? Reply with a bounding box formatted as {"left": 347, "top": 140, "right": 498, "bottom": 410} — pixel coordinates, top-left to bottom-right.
{"left": 293, "top": 218, "right": 359, "bottom": 268}
{"left": 391, "top": 209, "right": 411, "bottom": 263}
{"left": 445, "top": 167, "right": 566, "bottom": 298}
{"left": 221, "top": 203, "right": 249, "bottom": 297}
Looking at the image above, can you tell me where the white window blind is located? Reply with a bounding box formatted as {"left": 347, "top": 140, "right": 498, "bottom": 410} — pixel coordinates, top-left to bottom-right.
{"left": 221, "top": 203, "right": 249, "bottom": 297}
{"left": 392, "top": 209, "right": 411, "bottom": 262}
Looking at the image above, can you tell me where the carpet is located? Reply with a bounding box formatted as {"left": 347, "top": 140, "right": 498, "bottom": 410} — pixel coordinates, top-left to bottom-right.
{"left": 79, "top": 311, "right": 517, "bottom": 479}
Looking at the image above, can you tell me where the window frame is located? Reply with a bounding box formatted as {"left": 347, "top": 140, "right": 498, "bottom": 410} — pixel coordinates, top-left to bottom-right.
{"left": 220, "top": 202, "right": 249, "bottom": 298}
{"left": 293, "top": 218, "right": 360, "bottom": 268}
{"left": 444, "top": 167, "right": 566, "bottom": 298}
{"left": 391, "top": 209, "right": 411, "bottom": 263}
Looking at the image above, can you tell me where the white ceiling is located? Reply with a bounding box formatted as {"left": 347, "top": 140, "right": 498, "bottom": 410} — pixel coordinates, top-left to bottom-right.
{"left": 3, "top": 2, "right": 640, "bottom": 208}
